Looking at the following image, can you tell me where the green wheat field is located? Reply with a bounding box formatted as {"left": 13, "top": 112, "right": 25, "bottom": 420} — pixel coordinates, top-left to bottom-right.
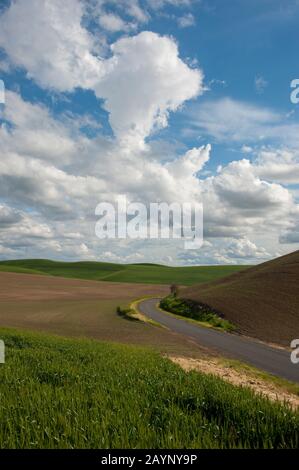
{"left": 0, "top": 328, "right": 298, "bottom": 449}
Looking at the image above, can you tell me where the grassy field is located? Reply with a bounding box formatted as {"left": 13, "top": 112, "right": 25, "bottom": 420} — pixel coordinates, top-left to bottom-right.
{"left": 0, "top": 259, "right": 249, "bottom": 286}
{"left": 0, "top": 327, "right": 298, "bottom": 449}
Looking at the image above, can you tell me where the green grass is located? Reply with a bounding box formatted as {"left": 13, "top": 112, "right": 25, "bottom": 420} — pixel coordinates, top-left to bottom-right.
{"left": 0, "top": 259, "right": 249, "bottom": 286}
{"left": 0, "top": 328, "right": 298, "bottom": 449}
{"left": 160, "top": 295, "right": 236, "bottom": 332}
{"left": 0, "top": 265, "right": 48, "bottom": 275}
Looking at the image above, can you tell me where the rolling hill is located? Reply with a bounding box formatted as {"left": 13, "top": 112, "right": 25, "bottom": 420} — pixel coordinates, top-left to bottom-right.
{"left": 0, "top": 259, "right": 248, "bottom": 286}
{"left": 180, "top": 250, "right": 299, "bottom": 347}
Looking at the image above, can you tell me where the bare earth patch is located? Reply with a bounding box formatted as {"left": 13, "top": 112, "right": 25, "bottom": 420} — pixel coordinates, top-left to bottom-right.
{"left": 0, "top": 272, "right": 208, "bottom": 356}
{"left": 169, "top": 356, "right": 299, "bottom": 409}
{"left": 0, "top": 272, "right": 169, "bottom": 301}
{"left": 181, "top": 250, "right": 299, "bottom": 347}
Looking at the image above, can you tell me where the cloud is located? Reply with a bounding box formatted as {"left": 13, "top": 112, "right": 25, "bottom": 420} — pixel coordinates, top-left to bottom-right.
{"left": 0, "top": 204, "right": 22, "bottom": 228}
{"left": 0, "top": 0, "right": 104, "bottom": 91}
{"left": 0, "top": 205, "right": 57, "bottom": 258}
{"left": 167, "top": 145, "right": 210, "bottom": 178}
{"left": 147, "top": 0, "right": 193, "bottom": 9}
{"left": 84, "top": 0, "right": 149, "bottom": 30}
{"left": 0, "top": 90, "right": 298, "bottom": 263}
{"left": 0, "top": 1, "right": 298, "bottom": 264}
{"left": 201, "top": 158, "right": 297, "bottom": 240}
{"left": 253, "top": 148, "right": 299, "bottom": 185}
{"left": 177, "top": 237, "right": 271, "bottom": 265}
{"left": 188, "top": 97, "right": 299, "bottom": 147}
{"left": 126, "top": 0, "right": 149, "bottom": 22}
{"left": 0, "top": 1, "right": 203, "bottom": 150}
{"left": 255, "top": 75, "right": 268, "bottom": 94}
{"left": 2, "top": 91, "right": 79, "bottom": 164}
{"left": 212, "top": 159, "right": 292, "bottom": 212}
{"left": 280, "top": 223, "right": 299, "bottom": 243}
{"left": 189, "top": 98, "right": 278, "bottom": 142}
{"left": 241, "top": 145, "right": 253, "bottom": 154}
{"left": 0, "top": 90, "right": 209, "bottom": 227}
{"left": 224, "top": 237, "right": 270, "bottom": 260}
{"left": 95, "top": 31, "right": 203, "bottom": 148}
{"left": 280, "top": 220, "right": 299, "bottom": 244}
{"left": 98, "top": 12, "right": 136, "bottom": 32}
{"left": 177, "top": 13, "right": 195, "bottom": 28}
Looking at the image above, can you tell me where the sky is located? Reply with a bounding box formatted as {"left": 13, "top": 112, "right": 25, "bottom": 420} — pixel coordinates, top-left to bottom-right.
{"left": 0, "top": 0, "right": 298, "bottom": 265}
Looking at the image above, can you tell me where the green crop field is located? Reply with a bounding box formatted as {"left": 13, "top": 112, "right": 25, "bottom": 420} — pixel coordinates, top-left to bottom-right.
{"left": 0, "top": 328, "right": 298, "bottom": 449}
{"left": 0, "top": 259, "right": 249, "bottom": 286}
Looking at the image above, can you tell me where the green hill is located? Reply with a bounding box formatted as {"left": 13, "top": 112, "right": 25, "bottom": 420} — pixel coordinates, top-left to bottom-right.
{"left": 0, "top": 259, "right": 249, "bottom": 286}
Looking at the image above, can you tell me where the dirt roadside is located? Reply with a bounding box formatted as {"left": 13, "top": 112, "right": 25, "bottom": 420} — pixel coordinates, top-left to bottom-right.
{"left": 169, "top": 355, "right": 299, "bottom": 408}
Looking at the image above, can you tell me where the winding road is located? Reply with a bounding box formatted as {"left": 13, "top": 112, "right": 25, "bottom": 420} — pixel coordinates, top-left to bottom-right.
{"left": 138, "top": 298, "right": 299, "bottom": 384}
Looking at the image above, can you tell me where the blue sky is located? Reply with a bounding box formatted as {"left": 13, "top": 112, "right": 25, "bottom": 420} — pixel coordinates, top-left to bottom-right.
{"left": 0, "top": 0, "right": 298, "bottom": 265}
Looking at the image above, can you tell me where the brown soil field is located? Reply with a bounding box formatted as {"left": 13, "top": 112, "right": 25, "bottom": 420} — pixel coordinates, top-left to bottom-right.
{"left": 0, "top": 272, "right": 205, "bottom": 356}
{"left": 182, "top": 250, "right": 299, "bottom": 347}
{"left": 0, "top": 271, "right": 169, "bottom": 301}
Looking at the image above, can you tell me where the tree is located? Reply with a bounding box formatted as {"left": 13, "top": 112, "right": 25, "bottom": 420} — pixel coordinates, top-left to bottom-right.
{"left": 170, "top": 284, "right": 179, "bottom": 297}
